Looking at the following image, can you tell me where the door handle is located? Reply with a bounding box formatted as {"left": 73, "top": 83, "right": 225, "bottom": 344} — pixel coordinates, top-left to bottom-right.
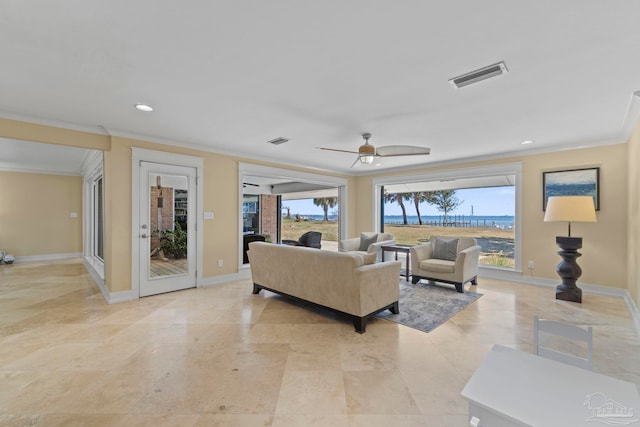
{"left": 141, "top": 233, "right": 148, "bottom": 238}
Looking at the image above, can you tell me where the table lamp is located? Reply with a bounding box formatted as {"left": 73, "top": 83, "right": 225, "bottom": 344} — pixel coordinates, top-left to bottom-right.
{"left": 544, "top": 196, "right": 597, "bottom": 303}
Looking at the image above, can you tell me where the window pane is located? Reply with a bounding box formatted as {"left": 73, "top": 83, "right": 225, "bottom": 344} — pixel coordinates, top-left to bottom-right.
{"left": 383, "top": 185, "right": 515, "bottom": 269}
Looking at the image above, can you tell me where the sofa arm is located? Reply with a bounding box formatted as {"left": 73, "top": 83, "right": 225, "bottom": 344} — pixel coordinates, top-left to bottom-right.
{"left": 454, "top": 245, "right": 481, "bottom": 282}
{"left": 368, "top": 239, "right": 396, "bottom": 262}
{"left": 368, "top": 239, "right": 396, "bottom": 252}
{"left": 410, "top": 243, "right": 433, "bottom": 272}
{"left": 353, "top": 261, "right": 402, "bottom": 315}
{"left": 339, "top": 237, "right": 361, "bottom": 252}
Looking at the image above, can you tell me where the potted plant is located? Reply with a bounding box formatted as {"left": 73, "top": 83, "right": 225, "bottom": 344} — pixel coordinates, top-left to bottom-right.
{"left": 160, "top": 221, "right": 188, "bottom": 259}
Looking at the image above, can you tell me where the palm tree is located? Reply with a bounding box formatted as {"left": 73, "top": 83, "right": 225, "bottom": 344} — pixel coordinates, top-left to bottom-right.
{"left": 313, "top": 197, "right": 338, "bottom": 222}
{"left": 411, "top": 192, "right": 435, "bottom": 225}
{"left": 384, "top": 192, "right": 411, "bottom": 225}
{"left": 282, "top": 205, "right": 291, "bottom": 219}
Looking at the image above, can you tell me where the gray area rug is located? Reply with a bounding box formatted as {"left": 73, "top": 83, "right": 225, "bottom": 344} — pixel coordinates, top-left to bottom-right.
{"left": 376, "top": 281, "right": 482, "bottom": 333}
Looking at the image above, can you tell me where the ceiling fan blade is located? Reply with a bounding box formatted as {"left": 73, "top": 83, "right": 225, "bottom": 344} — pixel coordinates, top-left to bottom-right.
{"left": 317, "top": 147, "right": 360, "bottom": 155}
{"left": 375, "top": 145, "right": 431, "bottom": 157}
{"left": 350, "top": 157, "right": 361, "bottom": 168}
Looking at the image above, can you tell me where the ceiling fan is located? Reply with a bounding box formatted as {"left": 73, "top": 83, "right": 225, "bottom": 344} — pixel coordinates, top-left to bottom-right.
{"left": 318, "top": 133, "right": 430, "bottom": 167}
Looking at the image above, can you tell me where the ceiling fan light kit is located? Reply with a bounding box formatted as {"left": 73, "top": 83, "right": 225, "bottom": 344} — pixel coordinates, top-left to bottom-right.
{"left": 358, "top": 133, "right": 376, "bottom": 164}
{"left": 318, "top": 132, "right": 431, "bottom": 167}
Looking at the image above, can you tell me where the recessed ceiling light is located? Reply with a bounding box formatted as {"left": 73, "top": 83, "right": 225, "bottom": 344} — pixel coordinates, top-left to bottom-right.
{"left": 521, "top": 140, "right": 534, "bottom": 145}
{"left": 135, "top": 103, "right": 154, "bottom": 112}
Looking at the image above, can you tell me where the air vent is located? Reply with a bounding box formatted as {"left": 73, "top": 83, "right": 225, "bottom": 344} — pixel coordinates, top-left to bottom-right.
{"left": 267, "top": 137, "right": 290, "bottom": 145}
{"left": 449, "top": 61, "right": 508, "bottom": 88}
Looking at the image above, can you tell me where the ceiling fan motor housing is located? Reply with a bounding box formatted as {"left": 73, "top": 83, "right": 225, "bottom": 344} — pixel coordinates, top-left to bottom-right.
{"left": 358, "top": 143, "right": 376, "bottom": 156}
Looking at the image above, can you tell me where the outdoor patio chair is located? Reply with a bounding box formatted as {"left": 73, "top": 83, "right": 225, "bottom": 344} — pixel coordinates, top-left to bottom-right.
{"left": 282, "top": 231, "right": 322, "bottom": 249}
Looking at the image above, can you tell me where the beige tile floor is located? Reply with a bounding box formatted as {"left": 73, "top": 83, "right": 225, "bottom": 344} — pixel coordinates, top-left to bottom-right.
{"left": 0, "top": 258, "right": 639, "bottom": 426}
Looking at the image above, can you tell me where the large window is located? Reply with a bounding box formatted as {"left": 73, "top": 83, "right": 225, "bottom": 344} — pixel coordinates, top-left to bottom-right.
{"left": 374, "top": 163, "right": 522, "bottom": 271}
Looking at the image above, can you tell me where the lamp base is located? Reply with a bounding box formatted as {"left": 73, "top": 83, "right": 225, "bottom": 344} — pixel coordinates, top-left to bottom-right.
{"left": 554, "top": 236, "right": 583, "bottom": 303}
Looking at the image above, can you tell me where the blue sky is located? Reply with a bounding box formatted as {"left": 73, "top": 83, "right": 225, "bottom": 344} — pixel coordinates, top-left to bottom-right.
{"left": 283, "top": 186, "right": 515, "bottom": 217}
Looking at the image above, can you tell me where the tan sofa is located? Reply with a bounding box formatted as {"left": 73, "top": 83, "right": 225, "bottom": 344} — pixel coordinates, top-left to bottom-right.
{"left": 338, "top": 232, "right": 396, "bottom": 263}
{"left": 410, "top": 236, "right": 481, "bottom": 293}
{"left": 248, "top": 242, "right": 401, "bottom": 333}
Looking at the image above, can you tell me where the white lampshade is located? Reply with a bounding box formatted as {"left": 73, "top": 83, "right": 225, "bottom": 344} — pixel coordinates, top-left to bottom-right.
{"left": 544, "top": 196, "right": 596, "bottom": 237}
{"left": 544, "top": 196, "right": 597, "bottom": 223}
{"left": 359, "top": 154, "right": 375, "bottom": 164}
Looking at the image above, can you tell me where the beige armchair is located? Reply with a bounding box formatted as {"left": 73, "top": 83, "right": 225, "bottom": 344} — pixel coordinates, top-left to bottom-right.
{"left": 410, "top": 236, "right": 481, "bottom": 293}
{"left": 339, "top": 232, "right": 396, "bottom": 263}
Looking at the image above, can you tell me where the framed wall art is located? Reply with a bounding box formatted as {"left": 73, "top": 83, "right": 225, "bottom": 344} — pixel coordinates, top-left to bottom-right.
{"left": 542, "top": 167, "right": 600, "bottom": 211}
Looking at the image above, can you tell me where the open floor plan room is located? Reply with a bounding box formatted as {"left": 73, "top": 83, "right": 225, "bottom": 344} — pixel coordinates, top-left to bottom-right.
{"left": 1, "top": 259, "right": 638, "bottom": 426}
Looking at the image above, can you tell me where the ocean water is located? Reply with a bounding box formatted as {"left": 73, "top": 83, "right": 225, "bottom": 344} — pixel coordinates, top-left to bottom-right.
{"left": 294, "top": 214, "right": 515, "bottom": 229}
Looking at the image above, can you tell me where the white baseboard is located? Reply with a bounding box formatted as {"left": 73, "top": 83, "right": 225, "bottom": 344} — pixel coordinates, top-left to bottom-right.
{"left": 15, "top": 252, "right": 82, "bottom": 262}
{"left": 90, "top": 273, "right": 137, "bottom": 304}
{"left": 201, "top": 268, "right": 252, "bottom": 287}
{"left": 91, "top": 268, "right": 252, "bottom": 304}
{"left": 104, "top": 289, "right": 138, "bottom": 304}
{"left": 83, "top": 259, "right": 105, "bottom": 288}
{"left": 479, "top": 267, "right": 640, "bottom": 337}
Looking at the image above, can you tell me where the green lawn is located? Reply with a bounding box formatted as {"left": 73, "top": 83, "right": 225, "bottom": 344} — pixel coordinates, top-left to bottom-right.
{"left": 279, "top": 218, "right": 515, "bottom": 267}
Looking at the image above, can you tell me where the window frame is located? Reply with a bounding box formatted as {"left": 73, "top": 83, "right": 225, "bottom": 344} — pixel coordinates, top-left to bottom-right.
{"left": 82, "top": 150, "right": 105, "bottom": 283}
{"left": 372, "top": 162, "right": 523, "bottom": 274}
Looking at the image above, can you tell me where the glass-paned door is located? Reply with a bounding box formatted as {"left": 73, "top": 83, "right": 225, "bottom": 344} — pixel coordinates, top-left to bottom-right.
{"left": 139, "top": 162, "right": 196, "bottom": 297}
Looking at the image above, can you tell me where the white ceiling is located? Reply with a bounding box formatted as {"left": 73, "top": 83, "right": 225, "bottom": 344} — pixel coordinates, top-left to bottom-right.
{"left": 1, "top": 2, "right": 639, "bottom": 175}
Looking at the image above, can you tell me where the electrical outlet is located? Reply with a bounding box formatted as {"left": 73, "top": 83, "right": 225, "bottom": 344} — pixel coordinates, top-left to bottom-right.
{"left": 218, "top": 259, "right": 223, "bottom": 268}
{"left": 528, "top": 260, "right": 535, "bottom": 269}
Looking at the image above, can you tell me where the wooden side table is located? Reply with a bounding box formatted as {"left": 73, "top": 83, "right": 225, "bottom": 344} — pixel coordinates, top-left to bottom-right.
{"left": 381, "top": 245, "right": 411, "bottom": 281}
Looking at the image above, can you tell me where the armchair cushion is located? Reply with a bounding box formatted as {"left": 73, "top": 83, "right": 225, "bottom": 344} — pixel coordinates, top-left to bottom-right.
{"left": 359, "top": 233, "right": 379, "bottom": 251}
{"left": 433, "top": 237, "right": 458, "bottom": 261}
{"left": 420, "top": 259, "right": 455, "bottom": 274}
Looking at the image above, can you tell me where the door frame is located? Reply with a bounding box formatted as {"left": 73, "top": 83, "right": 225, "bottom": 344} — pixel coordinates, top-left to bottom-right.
{"left": 131, "top": 147, "right": 203, "bottom": 298}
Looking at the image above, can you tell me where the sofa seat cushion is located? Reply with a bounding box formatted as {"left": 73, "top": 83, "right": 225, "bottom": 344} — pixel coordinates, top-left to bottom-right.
{"left": 419, "top": 259, "right": 455, "bottom": 274}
